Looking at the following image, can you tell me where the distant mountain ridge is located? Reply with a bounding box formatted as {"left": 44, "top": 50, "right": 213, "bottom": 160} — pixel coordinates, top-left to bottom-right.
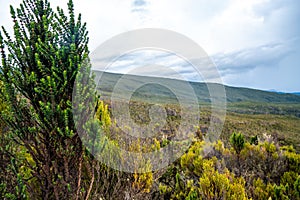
{"left": 267, "top": 90, "right": 300, "bottom": 96}
{"left": 94, "top": 71, "right": 300, "bottom": 104}
{"left": 292, "top": 92, "right": 300, "bottom": 96}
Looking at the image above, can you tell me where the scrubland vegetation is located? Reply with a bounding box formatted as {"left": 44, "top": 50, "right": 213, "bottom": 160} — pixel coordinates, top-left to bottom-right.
{"left": 0, "top": 0, "right": 299, "bottom": 199}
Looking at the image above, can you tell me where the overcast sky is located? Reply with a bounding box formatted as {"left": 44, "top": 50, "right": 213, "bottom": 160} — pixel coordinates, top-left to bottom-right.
{"left": 0, "top": 0, "right": 299, "bottom": 92}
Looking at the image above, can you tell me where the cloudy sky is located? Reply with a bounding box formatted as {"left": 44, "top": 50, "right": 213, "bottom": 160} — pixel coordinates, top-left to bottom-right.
{"left": 0, "top": 0, "right": 299, "bottom": 92}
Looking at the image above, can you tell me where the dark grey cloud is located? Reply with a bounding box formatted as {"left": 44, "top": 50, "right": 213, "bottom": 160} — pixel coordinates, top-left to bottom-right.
{"left": 212, "top": 42, "right": 293, "bottom": 76}
{"left": 211, "top": 39, "right": 300, "bottom": 92}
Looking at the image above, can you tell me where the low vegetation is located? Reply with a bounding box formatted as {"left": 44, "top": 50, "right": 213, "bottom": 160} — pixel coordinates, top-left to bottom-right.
{"left": 0, "top": 0, "right": 299, "bottom": 199}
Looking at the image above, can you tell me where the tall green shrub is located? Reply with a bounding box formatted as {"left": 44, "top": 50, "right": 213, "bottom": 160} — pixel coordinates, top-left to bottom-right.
{"left": 230, "top": 132, "right": 245, "bottom": 156}
{"left": 0, "top": 0, "right": 90, "bottom": 199}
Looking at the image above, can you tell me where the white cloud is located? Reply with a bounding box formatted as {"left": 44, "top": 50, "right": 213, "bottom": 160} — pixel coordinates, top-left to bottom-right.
{"left": 1, "top": 0, "right": 296, "bottom": 53}
{"left": 0, "top": 0, "right": 299, "bottom": 91}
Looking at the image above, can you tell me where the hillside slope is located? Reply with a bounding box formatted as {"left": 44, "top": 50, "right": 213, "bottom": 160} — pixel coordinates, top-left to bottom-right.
{"left": 95, "top": 71, "right": 300, "bottom": 104}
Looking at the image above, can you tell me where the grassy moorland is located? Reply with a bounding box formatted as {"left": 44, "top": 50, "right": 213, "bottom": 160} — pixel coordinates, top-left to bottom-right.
{"left": 97, "top": 71, "right": 300, "bottom": 151}
{"left": 1, "top": 1, "right": 300, "bottom": 199}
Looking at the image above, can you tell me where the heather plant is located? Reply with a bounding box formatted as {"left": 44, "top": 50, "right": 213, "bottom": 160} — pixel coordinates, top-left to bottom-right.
{"left": 0, "top": 0, "right": 90, "bottom": 198}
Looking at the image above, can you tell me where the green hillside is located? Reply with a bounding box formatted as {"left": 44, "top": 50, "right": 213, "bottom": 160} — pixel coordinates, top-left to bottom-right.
{"left": 95, "top": 71, "right": 300, "bottom": 151}
{"left": 95, "top": 71, "right": 300, "bottom": 104}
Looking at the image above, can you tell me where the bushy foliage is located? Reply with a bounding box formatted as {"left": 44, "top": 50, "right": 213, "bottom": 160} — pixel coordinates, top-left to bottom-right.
{"left": 159, "top": 141, "right": 248, "bottom": 199}
{"left": 0, "top": 1, "right": 299, "bottom": 199}
{"left": 230, "top": 132, "right": 245, "bottom": 155}
{"left": 0, "top": 0, "right": 90, "bottom": 199}
{"left": 159, "top": 133, "right": 300, "bottom": 199}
